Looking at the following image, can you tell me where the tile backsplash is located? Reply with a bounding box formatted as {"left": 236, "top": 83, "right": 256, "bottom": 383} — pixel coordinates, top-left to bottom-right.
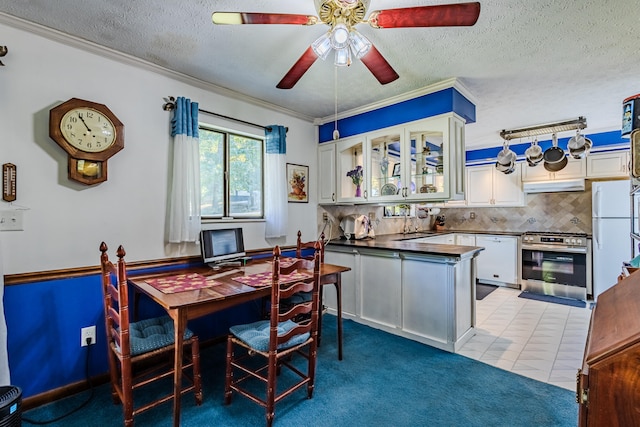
{"left": 318, "top": 182, "right": 593, "bottom": 239}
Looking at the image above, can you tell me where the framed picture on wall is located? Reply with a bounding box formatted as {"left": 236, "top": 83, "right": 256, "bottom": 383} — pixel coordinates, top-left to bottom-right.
{"left": 286, "top": 163, "right": 308, "bottom": 203}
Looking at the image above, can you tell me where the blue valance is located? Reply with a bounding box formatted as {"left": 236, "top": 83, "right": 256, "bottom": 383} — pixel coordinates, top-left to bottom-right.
{"left": 265, "top": 125, "right": 287, "bottom": 154}
{"left": 171, "top": 97, "right": 199, "bottom": 138}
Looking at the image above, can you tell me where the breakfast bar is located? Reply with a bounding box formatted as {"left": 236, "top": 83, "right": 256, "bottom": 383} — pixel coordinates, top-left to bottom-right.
{"left": 324, "top": 234, "right": 484, "bottom": 353}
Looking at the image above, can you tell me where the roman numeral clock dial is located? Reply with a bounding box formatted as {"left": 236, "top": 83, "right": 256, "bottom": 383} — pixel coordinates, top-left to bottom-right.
{"left": 49, "top": 98, "right": 124, "bottom": 185}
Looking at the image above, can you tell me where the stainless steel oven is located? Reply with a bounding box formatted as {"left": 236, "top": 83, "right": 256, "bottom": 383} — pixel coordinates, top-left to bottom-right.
{"left": 521, "top": 232, "right": 592, "bottom": 301}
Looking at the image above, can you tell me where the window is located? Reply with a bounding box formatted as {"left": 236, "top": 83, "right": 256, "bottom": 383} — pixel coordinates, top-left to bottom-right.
{"left": 199, "top": 126, "right": 264, "bottom": 219}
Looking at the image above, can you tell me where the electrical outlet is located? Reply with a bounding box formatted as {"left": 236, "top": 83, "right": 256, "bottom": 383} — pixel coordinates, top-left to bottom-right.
{"left": 81, "top": 325, "right": 96, "bottom": 346}
{"left": 322, "top": 212, "right": 328, "bottom": 221}
{"left": 369, "top": 212, "right": 376, "bottom": 221}
{"left": 469, "top": 212, "right": 476, "bottom": 220}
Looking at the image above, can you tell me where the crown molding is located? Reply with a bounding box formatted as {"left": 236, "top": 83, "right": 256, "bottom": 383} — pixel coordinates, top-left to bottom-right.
{"left": 0, "top": 12, "right": 315, "bottom": 123}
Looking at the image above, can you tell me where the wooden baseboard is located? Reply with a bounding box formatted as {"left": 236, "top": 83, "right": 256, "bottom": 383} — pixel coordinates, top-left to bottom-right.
{"left": 21, "top": 336, "right": 226, "bottom": 411}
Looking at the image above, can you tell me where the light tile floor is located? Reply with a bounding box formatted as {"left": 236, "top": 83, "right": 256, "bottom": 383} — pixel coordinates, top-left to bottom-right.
{"left": 458, "top": 286, "right": 592, "bottom": 391}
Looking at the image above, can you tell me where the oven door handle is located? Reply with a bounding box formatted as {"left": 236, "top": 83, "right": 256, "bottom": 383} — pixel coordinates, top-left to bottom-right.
{"left": 521, "top": 244, "right": 587, "bottom": 254}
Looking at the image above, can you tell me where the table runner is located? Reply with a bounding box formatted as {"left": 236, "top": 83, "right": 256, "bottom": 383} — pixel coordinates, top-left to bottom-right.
{"left": 145, "top": 273, "right": 222, "bottom": 294}
{"left": 233, "top": 270, "right": 311, "bottom": 288}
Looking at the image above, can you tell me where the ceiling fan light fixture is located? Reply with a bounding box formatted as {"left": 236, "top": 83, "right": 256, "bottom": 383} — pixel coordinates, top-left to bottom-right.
{"left": 312, "top": 32, "right": 332, "bottom": 59}
{"left": 330, "top": 23, "right": 350, "bottom": 49}
{"left": 334, "top": 46, "right": 351, "bottom": 66}
{"left": 349, "top": 29, "right": 371, "bottom": 58}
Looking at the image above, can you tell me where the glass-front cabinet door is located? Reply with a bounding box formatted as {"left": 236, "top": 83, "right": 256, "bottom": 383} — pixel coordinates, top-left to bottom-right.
{"left": 404, "top": 114, "right": 465, "bottom": 202}
{"left": 336, "top": 136, "right": 367, "bottom": 203}
{"left": 366, "top": 127, "right": 403, "bottom": 202}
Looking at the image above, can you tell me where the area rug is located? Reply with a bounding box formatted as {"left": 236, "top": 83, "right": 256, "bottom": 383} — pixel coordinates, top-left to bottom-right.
{"left": 476, "top": 283, "right": 498, "bottom": 300}
{"left": 518, "top": 291, "right": 588, "bottom": 308}
{"left": 22, "top": 317, "right": 578, "bottom": 427}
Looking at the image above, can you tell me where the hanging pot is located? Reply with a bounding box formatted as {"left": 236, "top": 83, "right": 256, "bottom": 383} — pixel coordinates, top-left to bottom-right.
{"left": 568, "top": 130, "right": 588, "bottom": 159}
{"left": 495, "top": 141, "right": 516, "bottom": 174}
{"left": 543, "top": 133, "right": 565, "bottom": 164}
{"left": 496, "top": 141, "right": 516, "bottom": 166}
{"left": 525, "top": 138, "right": 543, "bottom": 166}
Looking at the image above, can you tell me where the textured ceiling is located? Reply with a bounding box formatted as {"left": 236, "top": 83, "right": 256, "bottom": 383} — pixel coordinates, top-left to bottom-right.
{"left": 0, "top": 0, "right": 638, "bottom": 148}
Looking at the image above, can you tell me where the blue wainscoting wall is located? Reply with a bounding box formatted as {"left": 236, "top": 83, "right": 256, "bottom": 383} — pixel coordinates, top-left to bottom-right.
{"left": 4, "top": 250, "right": 289, "bottom": 399}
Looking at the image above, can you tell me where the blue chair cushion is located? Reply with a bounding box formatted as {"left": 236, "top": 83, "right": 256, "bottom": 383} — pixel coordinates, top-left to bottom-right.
{"left": 127, "top": 315, "right": 194, "bottom": 356}
{"left": 229, "top": 319, "right": 310, "bottom": 352}
{"left": 282, "top": 291, "right": 312, "bottom": 306}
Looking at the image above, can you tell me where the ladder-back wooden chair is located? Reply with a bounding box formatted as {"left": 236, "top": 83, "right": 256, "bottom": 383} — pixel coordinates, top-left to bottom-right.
{"left": 224, "top": 244, "right": 321, "bottom": 427}
{"left": 99, "top": 242, "right": 202, "bottom": 427}
{"left": 297, "top": 231, "right": 344, "bottom": 360}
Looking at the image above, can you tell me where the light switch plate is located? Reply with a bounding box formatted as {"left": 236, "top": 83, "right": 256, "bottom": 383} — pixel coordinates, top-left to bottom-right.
{"left": 0, "top": 210, "right": 23, "bottom": 231}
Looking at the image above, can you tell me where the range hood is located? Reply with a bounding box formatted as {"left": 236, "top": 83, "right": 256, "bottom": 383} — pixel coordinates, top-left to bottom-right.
{"left": 523, "top": 179, "right": 585, "bottom": 193}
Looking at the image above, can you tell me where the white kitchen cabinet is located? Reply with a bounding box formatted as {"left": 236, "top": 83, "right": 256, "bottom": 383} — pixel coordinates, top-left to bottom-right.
{"left": 410, "top": 234, "right": 455, "bottom": 244}
{"left": 359, "top": 250, "right": 402, "bottom": 329}
{"left": 586, "top": 150, "right": 630, "bottom": 178}
{"left": 475, "top": 235, "right": 519, "bottom": 286}
{"left": 326, "top": 244, "right": 479, "bottom": 352}
{"left": 323, "top": 249, "right": 358, "bottom": 318}
{"left": 521, "top": 156, "right": 586, "bottom": 181}
{"left": 331, "top": 113, "right": 465, "bottom": 204}
{"left": 402, "top": 253, "right": 474, "bottom": 345}
{"left": 466, "top": 164, "right": 524, "bottom": 207}
{"left": 318, "top": 142, "right": 337, "bottom": 204}
{"left": 455, "top": 233, "right": 476, "bottom": 246}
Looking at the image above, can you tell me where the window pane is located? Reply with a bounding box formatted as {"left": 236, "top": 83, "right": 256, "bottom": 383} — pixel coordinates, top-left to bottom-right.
{"left": 229, "top": 134, "right": 263, "bottom": 217}
{"left": 200, "top": 129, "right": 224, "bottom": 217}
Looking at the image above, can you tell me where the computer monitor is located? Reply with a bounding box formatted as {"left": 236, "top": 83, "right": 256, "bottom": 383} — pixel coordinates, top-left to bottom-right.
{"left": 200, "top": 227, "right": 246, "bottom": 266}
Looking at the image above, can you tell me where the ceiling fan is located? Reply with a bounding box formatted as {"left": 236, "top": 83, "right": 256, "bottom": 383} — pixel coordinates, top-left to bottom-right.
{"left": 212, "top": 1, "right": 481, "bottom": 89}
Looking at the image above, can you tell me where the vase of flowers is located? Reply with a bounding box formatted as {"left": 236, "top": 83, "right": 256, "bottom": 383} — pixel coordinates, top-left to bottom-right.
{"left": 346, "top": 165, "right": 363, "bottom": 197}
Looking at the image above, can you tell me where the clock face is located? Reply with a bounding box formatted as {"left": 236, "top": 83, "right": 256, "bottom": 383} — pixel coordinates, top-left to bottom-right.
{"left": 59, "top": 107, "right": 116, "bottom": 153}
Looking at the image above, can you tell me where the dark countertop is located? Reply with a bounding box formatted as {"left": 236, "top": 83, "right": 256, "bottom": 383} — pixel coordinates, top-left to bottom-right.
{"left": 326, "top": 233, "right": 484, "bottom": 258}
{"left": 326, "top": 229, "right": 592, "bottom": 258}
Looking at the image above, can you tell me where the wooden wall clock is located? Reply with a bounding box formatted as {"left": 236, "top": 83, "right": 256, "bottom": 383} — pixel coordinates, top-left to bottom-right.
{"left": 49, "top": 98, "right": 124, "bottom": 185}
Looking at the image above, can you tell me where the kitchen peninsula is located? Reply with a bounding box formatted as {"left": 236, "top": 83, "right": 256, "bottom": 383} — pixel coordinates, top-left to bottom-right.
{"left": 324, "top": 234, "right": 483, "bottom": 352}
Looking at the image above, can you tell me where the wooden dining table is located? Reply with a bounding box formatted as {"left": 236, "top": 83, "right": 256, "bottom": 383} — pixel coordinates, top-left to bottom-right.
{"left": 128, "top": 258, "right": 351, "bottom": 427}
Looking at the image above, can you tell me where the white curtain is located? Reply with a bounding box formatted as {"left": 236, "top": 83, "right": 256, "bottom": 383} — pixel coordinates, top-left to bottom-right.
{"left": 0, "top": 235, "right": 9, "bottom": 385}
{"left": 168, "top": 97, "right": 201, "bottom": 243}
{"left": 264, "top": 125, "right": 288, "bottom": 239}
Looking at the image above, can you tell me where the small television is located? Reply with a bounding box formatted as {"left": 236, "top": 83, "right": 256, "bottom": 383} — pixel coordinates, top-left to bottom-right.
{"left": 200, "top": 227, "right": 246, "bottom": 266}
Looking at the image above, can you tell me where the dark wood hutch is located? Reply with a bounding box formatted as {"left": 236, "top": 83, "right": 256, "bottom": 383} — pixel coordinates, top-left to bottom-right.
{"left": 578, "top": 268, "right": 640, "bottom": 426}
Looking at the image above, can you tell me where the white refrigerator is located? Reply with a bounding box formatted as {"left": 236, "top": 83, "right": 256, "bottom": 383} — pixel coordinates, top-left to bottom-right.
{"left": 592, "top": 180, "right": 633, "bottom": 299}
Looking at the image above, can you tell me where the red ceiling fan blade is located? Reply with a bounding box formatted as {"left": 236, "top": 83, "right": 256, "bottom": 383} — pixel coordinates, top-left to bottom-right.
{"left": 360, "top": 45, "right": 399, "bottom": 85}
{"left": 368, "top": 2, "right": 481, "bottom": 28}
{"left": 212, "top": 12, "right": 318, "bottom": 25}
{"left": 276, "top": 47, "right": 319, "bottom": 89}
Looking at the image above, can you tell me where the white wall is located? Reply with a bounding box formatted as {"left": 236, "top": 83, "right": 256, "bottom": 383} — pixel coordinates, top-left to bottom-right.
{"left": 0, "top": 20, "right": 318, "bottom": 274}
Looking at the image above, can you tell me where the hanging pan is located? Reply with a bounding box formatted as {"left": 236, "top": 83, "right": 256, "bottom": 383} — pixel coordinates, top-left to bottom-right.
{"left": 543, "top": 133, "right": 568, "bottom": 172}
{"left": 543, "top": 133, "right": 565, "bottom": 163}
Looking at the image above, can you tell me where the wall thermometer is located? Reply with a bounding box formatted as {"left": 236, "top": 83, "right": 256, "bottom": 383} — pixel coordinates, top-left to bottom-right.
{"left": 2, "top": 163, "right": 16, "bottom": 202}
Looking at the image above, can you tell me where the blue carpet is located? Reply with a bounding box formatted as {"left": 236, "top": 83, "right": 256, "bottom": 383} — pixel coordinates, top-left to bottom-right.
{"left": 518, "top": 291, "right": 587, "bottom": 308}
{"left": 23, "top": 317, "right": 578, "bottom": 427}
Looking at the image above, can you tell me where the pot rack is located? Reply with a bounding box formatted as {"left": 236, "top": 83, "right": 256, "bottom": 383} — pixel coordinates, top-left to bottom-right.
{"left": 500, "top": 116, "right": 587, "bottom": 141}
